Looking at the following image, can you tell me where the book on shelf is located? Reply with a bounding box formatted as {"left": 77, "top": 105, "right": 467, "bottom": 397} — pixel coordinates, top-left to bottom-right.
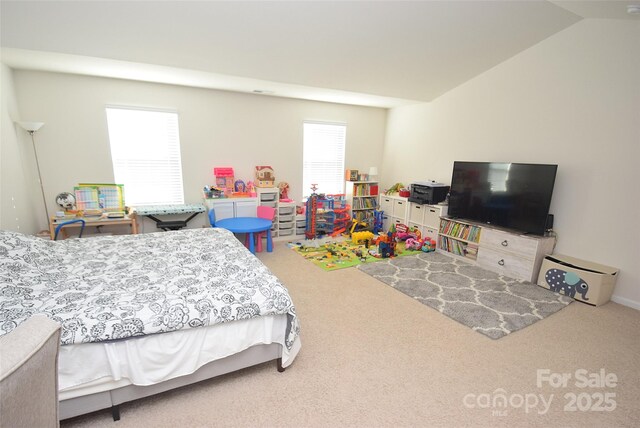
{"left": 439, "top": 218, "right": 481, "bottom": 243}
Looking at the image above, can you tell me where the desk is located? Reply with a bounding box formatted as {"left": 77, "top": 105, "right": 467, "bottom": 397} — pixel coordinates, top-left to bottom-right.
{"left": 49, "top": 215, "right": 138, "bottom": 240}
{"left": 215, "top": 217, "right": 273, "bottom": 254}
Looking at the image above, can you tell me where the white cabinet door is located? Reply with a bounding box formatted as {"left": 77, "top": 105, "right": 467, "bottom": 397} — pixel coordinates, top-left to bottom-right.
{"left": 392, "top": 199, "right": 408, "bottom": 220}
{"left": 423, "top": 206, "right": 442, "bottom": 229}
{"left": 212, "top": 201, "right": 234, "bottom": 220}
{"left": 379, "top": 196, "right": 393, "bottom": 214}
{"left": 235, "top": 200, "right": 258, "bottom": 217}
{"left": 409, "top": 203, "right": 425, "bottom": 224}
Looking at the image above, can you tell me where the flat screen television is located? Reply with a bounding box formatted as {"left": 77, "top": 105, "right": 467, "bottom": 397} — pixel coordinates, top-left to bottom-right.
{"left": 448, "top": 162, "right": 557, "bottom": 236}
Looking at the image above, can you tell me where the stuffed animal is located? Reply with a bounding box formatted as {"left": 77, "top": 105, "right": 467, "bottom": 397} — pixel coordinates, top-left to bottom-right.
{"left": 385, "top": 183, "right": 404, "bottom": 195}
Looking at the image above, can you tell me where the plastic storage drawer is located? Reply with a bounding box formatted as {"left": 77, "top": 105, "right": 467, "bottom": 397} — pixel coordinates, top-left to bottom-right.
{"left": 279, "top": 214, "right": 294, "bottom": 222}
{"left": 279, "top": 206, "right": 295, "bottom": 215}
{"left": 279, "top": 221, "right": 294, "bottom": 230}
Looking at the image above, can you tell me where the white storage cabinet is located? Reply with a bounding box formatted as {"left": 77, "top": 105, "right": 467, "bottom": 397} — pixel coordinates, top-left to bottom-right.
{"left": 379, "top": 194, "right": 409, "bottom": 231}
{"left": 256, "top": 187, "right": 280, "bottom": 237}
{"left": 277, "top": 201, "right": 296, "bottom": 237}
{"left": 204, "top": 198, "right": 258, "bottom": 221}
{"left": 408, "top": 202, "right": 448, "bottom": 241}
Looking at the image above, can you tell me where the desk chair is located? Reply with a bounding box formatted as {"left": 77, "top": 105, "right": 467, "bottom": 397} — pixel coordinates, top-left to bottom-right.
{"left": 208, "top": 209, "right": 216, "bottom": 227}
{"left": 54, "top": 219, "right": 86, "bottom": 240}
{"left": 253, "top": 206, "right": 276, "bottom": 252}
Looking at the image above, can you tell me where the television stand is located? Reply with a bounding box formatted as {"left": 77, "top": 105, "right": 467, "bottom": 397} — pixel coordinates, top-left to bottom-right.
{"left": 438, "top": 218, "right": 556, "bottom": 283}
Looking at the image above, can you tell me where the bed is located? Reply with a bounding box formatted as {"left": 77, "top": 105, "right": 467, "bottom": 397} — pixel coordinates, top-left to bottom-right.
{"left": 0, "top": 227, "right": 301, "bottom": 420}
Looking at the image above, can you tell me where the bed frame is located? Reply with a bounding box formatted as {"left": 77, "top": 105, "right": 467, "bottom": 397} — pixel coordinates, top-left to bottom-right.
{"left": 59, "top": 343, "right": 285, "bottom": 421}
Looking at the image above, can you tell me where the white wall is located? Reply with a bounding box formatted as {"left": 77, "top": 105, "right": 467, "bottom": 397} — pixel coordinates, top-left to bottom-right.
{"left": 11, "top": 71, "right": 387, "bottom": 232}
{"left": 383, "top": 19, "right": 640, "bottom": 308}
{"left": 0, "top": 64, "right": 41, "bottom": 233}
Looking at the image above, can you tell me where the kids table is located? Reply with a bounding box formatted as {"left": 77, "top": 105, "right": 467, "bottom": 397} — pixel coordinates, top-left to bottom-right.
{"left": 215, "top": 217, "right": 273, "bottom": 254}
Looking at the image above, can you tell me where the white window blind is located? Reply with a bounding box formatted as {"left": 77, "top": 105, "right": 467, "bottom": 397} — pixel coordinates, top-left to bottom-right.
{"left": 303, "top": 121, "right": 346, "bottom": 198}
{"left": 106, "top": 107, "right": 185, "bottom": 206}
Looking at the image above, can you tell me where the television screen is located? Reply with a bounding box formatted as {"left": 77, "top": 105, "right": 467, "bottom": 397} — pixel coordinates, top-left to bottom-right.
{"left": 448, "top": 162, "right": 557, "bottom": 236}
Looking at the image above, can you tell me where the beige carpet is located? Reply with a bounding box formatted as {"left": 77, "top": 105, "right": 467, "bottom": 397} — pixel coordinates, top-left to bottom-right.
{"left": 63, "top": 242, "right": 640, "bottom": 427}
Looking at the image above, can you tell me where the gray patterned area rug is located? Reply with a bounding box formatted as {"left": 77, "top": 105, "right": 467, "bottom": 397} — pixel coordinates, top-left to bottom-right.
{"left": 358, "top": 252, "right": 572, "bottom": 339}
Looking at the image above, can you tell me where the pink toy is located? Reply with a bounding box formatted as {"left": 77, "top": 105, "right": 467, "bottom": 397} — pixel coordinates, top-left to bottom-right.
{"left": 396, "top": 224, "right": 422, "bottom": 241}
{"left": 405, "top": 238, "right": 422, "bottom": 250}
{"left": 278, "top": 181, "right": 290, "bottom": 201}
{"left": 246, "top": 181, "right": 256, "bottom": 197}
{"left": 214, "top": 167, "right": 235, "bottom": 195}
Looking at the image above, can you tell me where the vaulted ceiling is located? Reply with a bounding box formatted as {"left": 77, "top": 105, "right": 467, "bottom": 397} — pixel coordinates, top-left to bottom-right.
{"left": 1, "top": 1, "right": 637, "bottom": 107}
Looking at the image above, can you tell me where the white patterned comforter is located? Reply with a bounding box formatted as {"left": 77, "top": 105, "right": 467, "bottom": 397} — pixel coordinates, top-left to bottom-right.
{"left": 0, "top": 228, "right": 299, "bottom": 349}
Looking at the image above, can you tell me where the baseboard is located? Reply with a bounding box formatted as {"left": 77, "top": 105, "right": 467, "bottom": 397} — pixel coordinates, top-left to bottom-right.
{"left": 610, "top": 295, "right": 640, "bottom": 311}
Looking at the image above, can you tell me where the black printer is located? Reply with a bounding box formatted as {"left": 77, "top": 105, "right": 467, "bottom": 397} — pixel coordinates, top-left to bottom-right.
{"left": 408, "top": 181, "right": 449, "bottom": 205}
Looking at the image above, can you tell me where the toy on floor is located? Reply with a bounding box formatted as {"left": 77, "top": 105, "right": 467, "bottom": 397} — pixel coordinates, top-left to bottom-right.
{"left": 405, "top": 237, "right": 422, "bottom": 251}
{"left": 372, "top": 210, "right": 384, "bottom": 234}
{"left": 349, "top": 218, "right": 369, "bottom": 235}
{"left": 421, "top": 238, "right": 436, "bottom": 252}
{"left": 395, "top": 224, "right": 421, "bottom": 241}
{"left": 330, "top": 227, "right": 346, "bottom": 237}
{"left": 405, "top": 237, "right": 437, "bottom": 252}
{"left": 375, "top": 230, "right": 397, "bottom": 258}
{"left": 352, "top": 231, "right": 374, "bottom": 245}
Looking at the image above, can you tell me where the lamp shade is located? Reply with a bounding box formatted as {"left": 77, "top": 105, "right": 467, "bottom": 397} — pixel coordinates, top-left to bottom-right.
{"left": 17, "top": 121, "right": 44, "bottom": 132}
{"left": 368, "top": 167, "right": 378, "bottom": 176}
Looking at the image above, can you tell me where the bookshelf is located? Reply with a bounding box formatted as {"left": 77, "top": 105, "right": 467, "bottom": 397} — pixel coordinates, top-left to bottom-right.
{"left": 345, "top": 181, "right": 379, "bottom": 228}
{"left": 438, "top": 218, "right": 481, "bottom": 261}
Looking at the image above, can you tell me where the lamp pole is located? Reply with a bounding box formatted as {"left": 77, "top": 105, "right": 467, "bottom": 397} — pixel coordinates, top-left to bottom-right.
{"left": 17, "top": 121, "right": 48, "bottom": 229}
{"left": 28, "top": 129, "right": 51, "bottom": 226}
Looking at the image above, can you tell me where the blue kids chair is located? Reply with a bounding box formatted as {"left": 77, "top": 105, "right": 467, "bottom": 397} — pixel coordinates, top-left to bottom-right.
{"left": 54, "top": 219, "right": 86, "bottom": 240}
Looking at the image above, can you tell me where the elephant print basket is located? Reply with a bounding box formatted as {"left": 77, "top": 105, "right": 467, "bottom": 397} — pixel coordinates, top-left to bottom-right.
{"left": 537, "top": 254, "right": 619, "bottom": 306}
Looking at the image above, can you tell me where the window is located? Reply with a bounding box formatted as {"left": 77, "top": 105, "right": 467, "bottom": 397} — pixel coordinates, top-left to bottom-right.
{"left": 105, "top": 106, "right": 184, "bottom": 206}
{"left": 302, "top": 121, "right": 346, "bottom": 198}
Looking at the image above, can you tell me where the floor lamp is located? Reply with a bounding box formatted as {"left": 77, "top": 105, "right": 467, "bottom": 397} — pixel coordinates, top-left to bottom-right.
{"left": 16, "top": 121, "right": 49, "bottom": 227}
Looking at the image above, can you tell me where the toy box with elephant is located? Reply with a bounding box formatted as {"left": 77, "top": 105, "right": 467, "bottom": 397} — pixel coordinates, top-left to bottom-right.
{"left": 536, "top": 254, "right": 619, "bottom": 306}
